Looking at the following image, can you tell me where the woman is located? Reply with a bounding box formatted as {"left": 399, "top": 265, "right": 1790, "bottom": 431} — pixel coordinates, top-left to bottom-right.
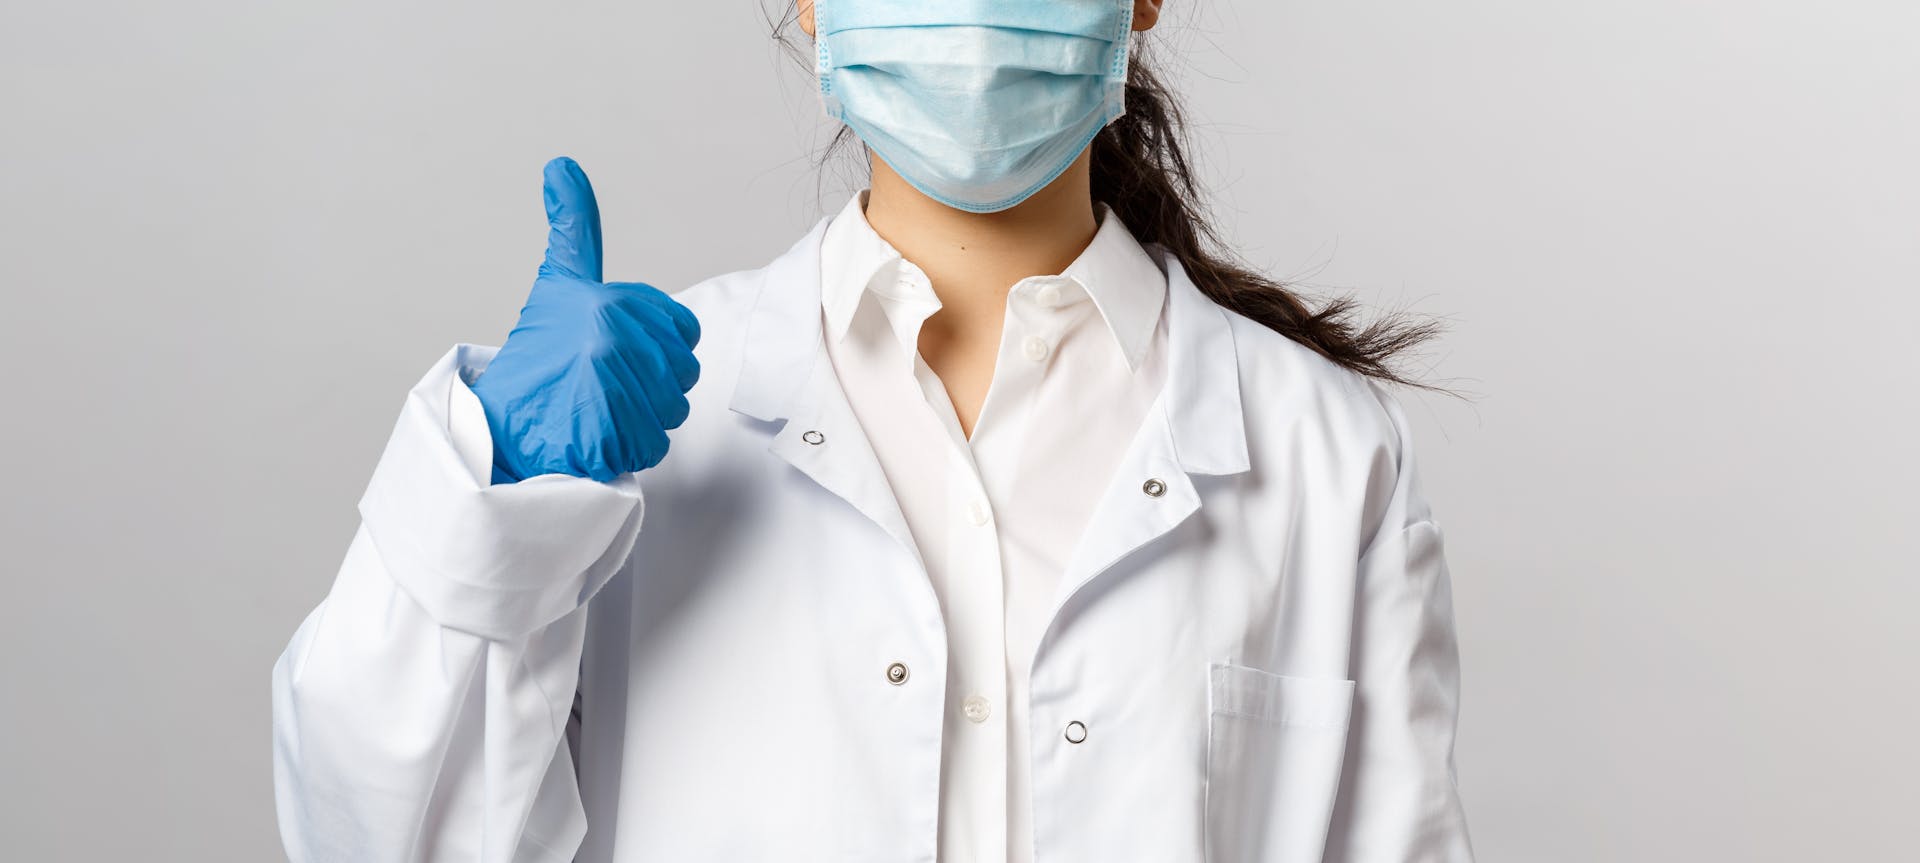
{"left": 270, "top": 1, "right": 1474, "bottom": 860}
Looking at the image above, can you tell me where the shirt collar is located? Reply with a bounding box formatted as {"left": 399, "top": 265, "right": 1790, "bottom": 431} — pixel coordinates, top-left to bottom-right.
{"left": 819, "top": 190, "right": 1168, "bottom": 372}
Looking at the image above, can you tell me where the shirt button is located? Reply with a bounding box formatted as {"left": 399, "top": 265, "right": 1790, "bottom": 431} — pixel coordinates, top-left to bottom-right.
{"left": 967, "top": 498, "right": 991, "bottom": 526}
{"left": 885, "top": 662, "right": 910, "bottom": 685}
{"left": 1022, "top": 336, "right": 1050, "bottom": 362}
{"left": 1142, "top": 477, "right": 1167, "bottom": 497}
{"left": 1035, "top": 283, "right": 1062, "bottom": 307}
{"left": 1064, "top": 720, "right": 1088, "bottom": 744}
{"left": 963, "top": 694, "right": 991, "bottom": 723}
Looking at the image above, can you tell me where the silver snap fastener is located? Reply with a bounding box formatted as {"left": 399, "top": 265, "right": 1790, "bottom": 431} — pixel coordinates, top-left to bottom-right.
{"left": 802, "top": 429, "right": 826, "bottom": 445}
{"left": 1063, "top": 720, "right": 1088, "bottom": 744}
{"left": 1142, "top": 478, "right": 1166, "bottom": 497}
{"left": 885, "top": 661, "right": 909, "bottom": 685}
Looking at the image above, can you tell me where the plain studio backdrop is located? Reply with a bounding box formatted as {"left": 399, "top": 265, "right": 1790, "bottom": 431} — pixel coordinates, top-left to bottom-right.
{"left": 2, "top": 2, "right": 1915, "bottom": 860}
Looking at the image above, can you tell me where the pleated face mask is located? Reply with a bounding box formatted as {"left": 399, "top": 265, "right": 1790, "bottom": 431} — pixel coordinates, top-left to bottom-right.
{"left": 815, "top": 0, "right": 1134, "bottom": 213}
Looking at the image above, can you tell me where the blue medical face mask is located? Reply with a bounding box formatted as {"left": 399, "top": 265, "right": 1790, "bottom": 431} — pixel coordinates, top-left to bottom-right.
{"left": 815, "top": 0, "right": 1134, "bottom": 213}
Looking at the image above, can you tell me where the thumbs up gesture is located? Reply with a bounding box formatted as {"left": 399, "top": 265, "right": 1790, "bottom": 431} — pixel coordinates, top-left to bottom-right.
{"left": 471, "top": 157, "right": 702, "bottom": 484}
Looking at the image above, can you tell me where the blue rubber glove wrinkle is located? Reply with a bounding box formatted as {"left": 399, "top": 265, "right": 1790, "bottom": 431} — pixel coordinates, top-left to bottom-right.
{"left": 471, "top": 157, "right": 701, "bottom": 484}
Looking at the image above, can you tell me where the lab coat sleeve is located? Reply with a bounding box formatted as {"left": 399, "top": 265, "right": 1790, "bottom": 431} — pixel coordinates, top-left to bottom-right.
{"left": 1323, "top": 381, "right": 1475, "bottom": 862}
{"left": 271, "top": 343, "right": 646, "bottom": 863}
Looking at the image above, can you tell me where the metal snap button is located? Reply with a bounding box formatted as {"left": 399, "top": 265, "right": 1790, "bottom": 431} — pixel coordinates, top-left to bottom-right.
{"left": 802, "top": 429, "right": 826, "bottom": 445}
{"left": 1063, "top": 720, "right": 1088, "bottom": 744}
{"left": 885, "top": 661, "right": 909, "bottom": 685}
{"left": 1142, "top": 478, "right": 1166, "bottom": 497}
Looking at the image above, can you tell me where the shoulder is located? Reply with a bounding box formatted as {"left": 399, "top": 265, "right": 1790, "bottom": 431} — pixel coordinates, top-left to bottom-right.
{"left": 1218, "top": 307, "right": 1412, "bottom": 460}
{"left": 665, "top": 263, "right": 769, "bottom": 332}
{"left": 658, "top": 251, "right": 793, "bottom": 381}
{"left": 1214, "top": 303, "right": 1434, "bottom": 532}
{"left": 662, "top": 221, "right": 828, "bottom": 361}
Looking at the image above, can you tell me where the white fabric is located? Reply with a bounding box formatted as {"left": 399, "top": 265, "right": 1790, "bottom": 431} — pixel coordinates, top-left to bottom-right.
{"left": 818, "top": 191, "right": 1169, "bottom": 863}
{"left": 271, "top": 213, "right": 1474, "bottom": 863}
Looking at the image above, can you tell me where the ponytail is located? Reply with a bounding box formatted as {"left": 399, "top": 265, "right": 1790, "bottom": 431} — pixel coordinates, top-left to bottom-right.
{"left": 1091, "top": 44, "right": 1447, "bottom": 392}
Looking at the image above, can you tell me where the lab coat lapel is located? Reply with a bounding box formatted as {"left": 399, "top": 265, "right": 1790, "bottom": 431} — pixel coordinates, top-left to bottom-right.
{"left": 728, "top": 218, "right": 925, "bottom": 571}
{"left": 1048, "top": 251, "right": 1252, "bottom": 617}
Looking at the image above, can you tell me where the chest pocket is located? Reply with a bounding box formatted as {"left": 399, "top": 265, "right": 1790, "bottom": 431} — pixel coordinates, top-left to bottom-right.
{"left": 1204, "top": 662, "right": 1355, "bottom": 863}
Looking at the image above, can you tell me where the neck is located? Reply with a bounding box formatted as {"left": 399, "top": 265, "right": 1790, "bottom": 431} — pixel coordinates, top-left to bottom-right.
{"left": 861, "top": 147, "right": 1100, "bottom": 308}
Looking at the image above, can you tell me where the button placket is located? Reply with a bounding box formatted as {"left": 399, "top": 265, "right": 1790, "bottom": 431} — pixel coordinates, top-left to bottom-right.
{"left": 939, "top": 460, "right": 1010, "bottom": 851}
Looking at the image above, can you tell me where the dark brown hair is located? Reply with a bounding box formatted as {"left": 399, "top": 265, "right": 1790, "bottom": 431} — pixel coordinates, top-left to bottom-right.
{"left": 771, "top": 7, "right": 1452, "bottom": 393}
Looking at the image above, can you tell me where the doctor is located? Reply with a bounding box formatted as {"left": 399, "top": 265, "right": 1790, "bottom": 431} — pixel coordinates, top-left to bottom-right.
{"left": 271, "top": 1, "right": 1473, "bottom": 861}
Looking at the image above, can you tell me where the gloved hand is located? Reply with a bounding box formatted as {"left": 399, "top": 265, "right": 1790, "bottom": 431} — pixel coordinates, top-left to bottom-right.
{"left": 470, "top": 157, "right": 701, "bottom": 484}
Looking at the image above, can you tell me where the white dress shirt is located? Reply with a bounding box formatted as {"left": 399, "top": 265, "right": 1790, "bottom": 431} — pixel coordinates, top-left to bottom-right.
{"left": 818, "top": 191, "right": 1171, "bottom": 863}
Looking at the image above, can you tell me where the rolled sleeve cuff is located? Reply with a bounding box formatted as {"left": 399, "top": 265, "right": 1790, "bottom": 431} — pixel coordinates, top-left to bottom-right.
{"left": 357, "top": 343, "right": 647, "bottom": 641}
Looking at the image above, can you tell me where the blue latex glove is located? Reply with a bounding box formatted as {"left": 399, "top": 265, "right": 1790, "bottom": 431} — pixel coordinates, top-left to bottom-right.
{"left": 470, "top": 157, "right": 701, "bottom": 484}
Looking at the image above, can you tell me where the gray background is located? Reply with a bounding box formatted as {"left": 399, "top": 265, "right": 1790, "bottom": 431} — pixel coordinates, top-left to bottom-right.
{"left": 2, "top": 1, "right": 1915, "bottom": 860}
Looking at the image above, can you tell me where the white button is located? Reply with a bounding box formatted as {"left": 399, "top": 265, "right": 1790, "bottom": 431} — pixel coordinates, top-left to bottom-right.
{"left": 963, "top": 694, "right": 991, "bottom": 723}
{"left": 967, "top": 498, "right": 991, "bottom": 526}
{"left": 1035, "top": 282, "right": 1062, "bottom": 307}
{"left": 1022, "top": 336, "right": 1050, "bottom": 362}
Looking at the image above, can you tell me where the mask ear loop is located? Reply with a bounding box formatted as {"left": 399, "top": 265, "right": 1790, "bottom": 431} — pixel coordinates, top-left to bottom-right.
{"left": 1105, "top": 0, "right": 1134, "bottom": 125}
{"left": 815, "top": 1, "right": 842, "bottom": 121}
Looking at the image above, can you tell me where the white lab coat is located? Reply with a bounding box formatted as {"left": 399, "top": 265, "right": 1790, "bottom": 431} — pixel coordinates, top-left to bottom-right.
{"left": 271, "top": 218, "right": 1473, "bottom": 863}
